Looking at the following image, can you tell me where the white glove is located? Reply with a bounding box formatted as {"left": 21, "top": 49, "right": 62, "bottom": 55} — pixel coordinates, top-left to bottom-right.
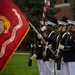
{"left": 31, "top": 54, "right": 37, "bottom": 60}
{"left": 49, "top": 58, "right": 54, "bottom": 62}
{"left": 37, "top": 33, "right": 43, "bottom": 39}
{"left": 59, "top": 43, "right": 64, "bottom": 50}
{"left": 49, "top": 44, "right": 52, "bottom": 48}
{"left": 41, "top": 26, "right": 46, "bottom": 31}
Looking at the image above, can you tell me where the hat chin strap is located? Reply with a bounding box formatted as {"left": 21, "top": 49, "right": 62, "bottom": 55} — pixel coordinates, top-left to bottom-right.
{"left": 61, "top": 25, "right": 67, "bottom": 32}
{"left": 69, "top": 25, "right": 72, "bottom": 32}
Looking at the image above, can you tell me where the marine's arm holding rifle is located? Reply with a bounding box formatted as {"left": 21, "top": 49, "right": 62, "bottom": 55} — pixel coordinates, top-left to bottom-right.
{"left": 55, "top": 43, "right": 64, "bottom": 70}
{"left": 56, "top": 43, "right": 64, "bottom": 57}
{"left": 55, "top": 34, "right": 70, "bottom": 70}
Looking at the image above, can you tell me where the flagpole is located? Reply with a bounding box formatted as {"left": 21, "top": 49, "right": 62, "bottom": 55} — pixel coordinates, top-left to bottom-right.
{"left": 29, "top": 22, "right": 56, "bottom": 57}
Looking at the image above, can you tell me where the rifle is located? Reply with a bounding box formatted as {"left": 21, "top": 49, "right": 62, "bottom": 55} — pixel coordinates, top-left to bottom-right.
{"left": 28, "top": 37, "right": 36, "bottom": 66}
{"left": 28, "top": 43, "right": 33, "bottom": 66}
{"left": 28, "top": 54, "right": 32, "bottom": 66}
{"left": 28, "top": 44, "right": 33, "bottom": 66}
{"left": 56, "top": 48, "right": 63, "bottom": 70}
{"left": 55, "top": 35, "right": 63, "bottom": 70}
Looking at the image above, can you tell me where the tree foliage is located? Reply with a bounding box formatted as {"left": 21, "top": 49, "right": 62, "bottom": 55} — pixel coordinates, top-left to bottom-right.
{"left": 13, "top": 0, "right": 60, "bottom": 51}
{"left": 71, "top": 2, "right": 75, "bottom": 20}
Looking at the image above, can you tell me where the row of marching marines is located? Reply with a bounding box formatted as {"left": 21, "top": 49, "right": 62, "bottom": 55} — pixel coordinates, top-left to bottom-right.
{"left": 28, "top": 16, "right": 75, "bottom": 75}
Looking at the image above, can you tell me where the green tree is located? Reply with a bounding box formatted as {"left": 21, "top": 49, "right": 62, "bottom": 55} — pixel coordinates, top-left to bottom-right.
{"left": 71, "top": 2, "right": 75, "bottom": 20}
{"left": 13, "top": 0, "right": 60, "bottom": 51}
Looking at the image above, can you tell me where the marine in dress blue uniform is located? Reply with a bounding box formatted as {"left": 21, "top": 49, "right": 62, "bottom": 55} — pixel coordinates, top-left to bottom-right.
{"left": 55, "top": 20, "right": 69, "bottom": 75}
{"left": 43, "top": 21, "right": 57, "bottom": 75}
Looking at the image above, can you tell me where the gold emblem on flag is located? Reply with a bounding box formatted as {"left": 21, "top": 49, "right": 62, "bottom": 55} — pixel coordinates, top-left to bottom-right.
{"left": 0, "top": 16, "right": 10, "bottom": 34}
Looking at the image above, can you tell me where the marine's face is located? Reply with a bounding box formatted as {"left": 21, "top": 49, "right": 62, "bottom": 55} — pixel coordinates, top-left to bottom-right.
{"left": 58, "top": 25, "right": 62, "bottom": 32}
{"left": 67, "top": 25, "right": 72, "bottom": 31}
{"left": 46, "top": 25, "right": 52, "bottom": 31}
{"left": 61, "top": 25, "right": 66, "bottom": 32}
{"left": 71, "top": 25, "right": 75, "bottom": 32}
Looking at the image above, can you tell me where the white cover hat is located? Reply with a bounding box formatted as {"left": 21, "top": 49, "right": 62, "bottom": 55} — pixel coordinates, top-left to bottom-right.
{"left": 72, "top": 21, "right": 75, "bottom": 25}
{"left": 47, "top": 21, "right": 56, "bottom": 26}
{"left": 67, "top": 20, "right": 74, "bottom": 25}
{"left": 58, "top": 21, "right": 68, "bottom": 26}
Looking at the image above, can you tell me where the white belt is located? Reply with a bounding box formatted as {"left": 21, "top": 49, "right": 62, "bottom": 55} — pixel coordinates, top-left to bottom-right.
{"left": 38, "top": 45, "right": 42, "bottom": 47}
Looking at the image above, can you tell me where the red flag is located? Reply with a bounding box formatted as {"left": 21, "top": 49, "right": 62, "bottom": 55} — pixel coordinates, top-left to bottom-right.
{"left": 41, "top": 0, "right": 50, "bottom": 26}
{"left": 0, "top": 0, "right": 30, "bottom": 72}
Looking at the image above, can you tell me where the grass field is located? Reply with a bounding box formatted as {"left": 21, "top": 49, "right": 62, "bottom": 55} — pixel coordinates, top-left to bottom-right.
{"left": 0, "top": 53, "right": 39, "bottom": 75}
